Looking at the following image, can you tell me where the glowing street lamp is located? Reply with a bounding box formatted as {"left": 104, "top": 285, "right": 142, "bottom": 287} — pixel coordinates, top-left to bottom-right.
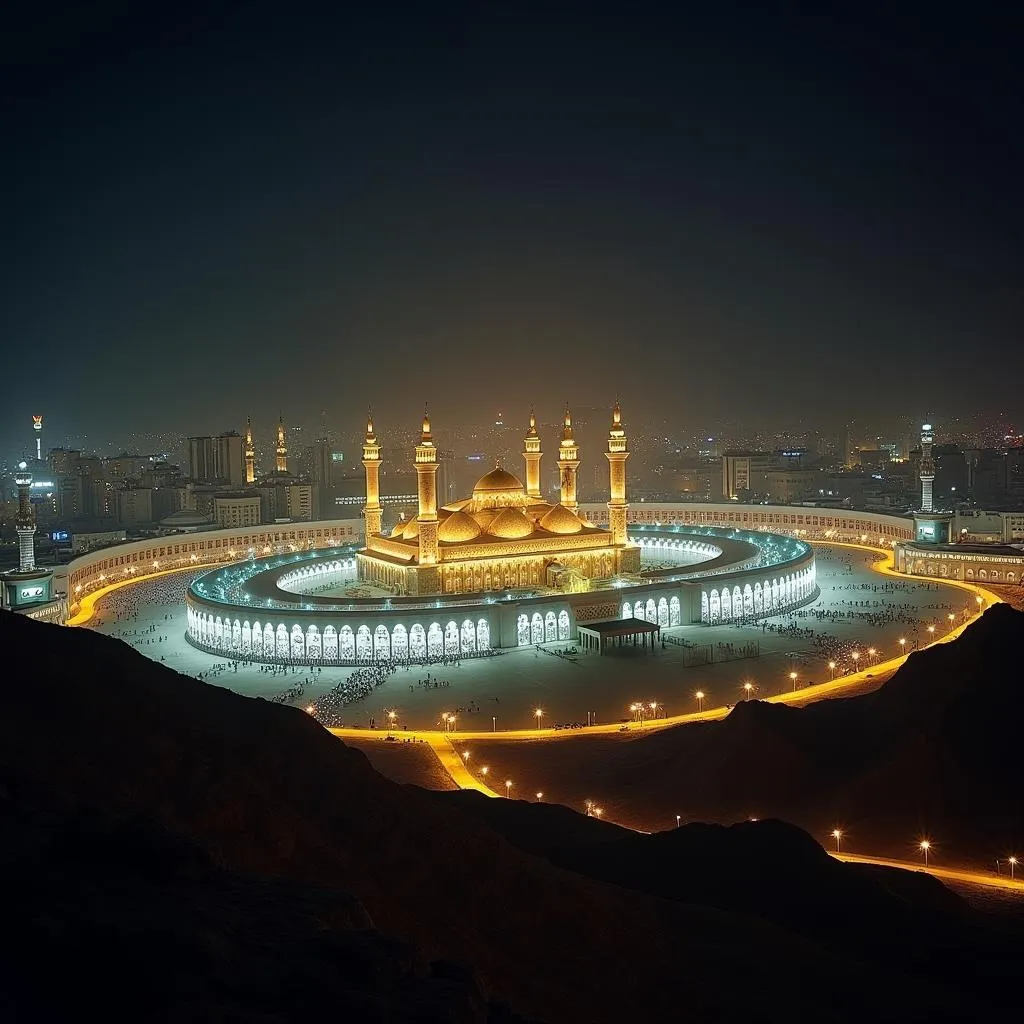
{"left": 594, "top": 807, "right": 604, "bottom": 818}
{"left": 899, "top": 638, "right": 906, "bottom": 654}
{"left": 828, "top": 660, "right": 836, "bottom": 679}
{"left": 927, "top": 624, "right": 936, "bottom": 638}
{"left": 851, "top": 651, "right": 860, "bottom": 670}
{"left": 386, "top": 709, "right": 397, "bottom": 736}
{"left": 462, "top": 750, "right": 470, "bottom": 763}
{"left": 947, "top": 613, "right": 955, "bottom": 629}
{"left": 919, "top": 839, "right": 931, "bottom": 867}
{"left": 743, "top": 682, "right": 754, "bottom": 700}
{"left": 505, "top": 779, "right": 513, "bottom": 798}
{"left": 831, "top": 829, "right": 842, "bottom": 854}
{"left": 789, "top": 671, "right": 798, "bottom": 692}
{"left": 1009, "top": 856, "right": 1018, "bottom": 880}
{"left": 535, "top": 791, "right": 543, "bottom": 801}
{"left": 676, "top": 814, "right": 682, "bottom": 828}
{"left": 480, "top": 766, "right": 489, "bottom": 778}
{"left": 868, "top": 647, "right": 876, "bottom": 664}
{"left": 649, "top": 701, "right": 658, "bottom": 719}
{"left": 534, "top": 708, "right": 544, "bottom": 731}
{"left": 695, "top": 690, "right": 705, "bottom": 712}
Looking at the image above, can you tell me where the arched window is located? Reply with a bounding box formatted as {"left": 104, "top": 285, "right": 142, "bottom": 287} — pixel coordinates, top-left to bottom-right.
{"left": 444, "top": 621, "right": 459, "bottom": 655}
{"left": 622, "top": 601, "right": 632, "bottom": 619}
{"left": 264, "top": 623, "right": 275, "bottom": 656}
{"left": 427, "top": 623, "right": 443, "bottom": 657}
{"left": 306, "top": 625, "right": 322, "bottom": 661}
{"left": 657, "top": 597, "right": 669, "bottom": 627}
{"left": 356, "top": 625, "right": 372, "bottom": 660}
{"left": 241, "top": 621, "right": 252, "bottom": 654}
{"left": 276, "top": 623, "right": 289, "bottom": 659}
{"left": 340, "top": 625, "right": 355, "bottom": 660}
{"left": 701, "top": 591, "right": 709, "bottom": 623}
{"left": 743, "top": 585, "right": 754, "bottom": 616}
{"left": 231, "top": 619, "right": 242, "bottom": 651}
{"left": 720, "top": 588, "right": 732, "bottom": 620}
{"left": 477, "top": 618, "right": 491, "bottom": 650}
{"left": 709, "top": 589, "right": 721, "bottom": 622}
{"left": 558, "top": 609, "right": 571, "bottom": 640}
{"left": 753, "top": 583, "right": 763, "bottom": 614}
{"left": 214, "top": 616, "right": 224, "bottom": 649}
{"left": 516, "top": 614, "right": 530, "bottom": 646}
{"left": 460, "top": 619, "right": 476, "bottom": 653}
{"left": 670, "top": 595, "right": 681, "bottom": 626}
{"left": 251, "top": 620, "right": 263, "bottom": 657}
{"left": 645, "top": 598, "right": 656, "bottom": 622}
{"left": 291, "top": 624, "right": 304, "bottom": 660}
{"left": 323, "top": 625, "right": 338, "bottom": 661}
{"left": 392, "top": 624, "right": 409, "bottom": 660}
{"left": 410, "top": 624, "right": 427, "bottom": 659}
{"left": 374, "top": 625, "right": 390, "bottom": 661}
{"left": 545, "top": 611, "right": 557, "bottom": 642}
{"left": 531, "top": 613, "right": 544, "bottom": 644}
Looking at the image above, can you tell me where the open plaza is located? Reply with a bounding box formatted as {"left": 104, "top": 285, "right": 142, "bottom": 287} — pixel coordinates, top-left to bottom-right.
{"left": 88, "top": 542, "right": 977, "bottom": 731}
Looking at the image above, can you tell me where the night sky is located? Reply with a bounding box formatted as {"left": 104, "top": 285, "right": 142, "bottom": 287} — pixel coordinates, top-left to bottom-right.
{"left": 4, "top": 3, "right": 1022, "bottom": 444}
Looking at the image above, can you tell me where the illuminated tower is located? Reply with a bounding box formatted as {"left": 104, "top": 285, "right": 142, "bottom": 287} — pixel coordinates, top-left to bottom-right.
{"left": 523, "top": 406, "right": 542, "bottom": 499}
{"left": 275, "top": 414, "right": 288, "bottom": 473}
{"left": 605, "top": 402, "right": 629, "bottom": 545}
{"left": 557, "top": 404, "right": 580, "bottom": 510}
{"left": 244, "top": 417, "right": 256, "bottom": 484}
{"left": 414, "top": 406, "right": 439, "bottom": 566}
{"left": 14, "top": 462, "right": 36, "bottom": 571}
{"left": 919, "top": 422, "right": 935, "bottom": 512}
{"left": 32, "top": 416, "right": 43, "bottom": 461}
{"left": 361, "top": 409, "right": 383, "bottom": 538}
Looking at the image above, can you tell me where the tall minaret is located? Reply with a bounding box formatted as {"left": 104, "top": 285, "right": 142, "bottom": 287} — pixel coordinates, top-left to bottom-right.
{"left": 605, "top": 401, "right": 629, "bottom": 545}
{"left": 361, "top": 409, "right": 383, "bottom": 538}
{"left": 523, "top": 406, "right": 542, "bottom": 499}
{"left": 557, "top": 403, "right": 581, "bottom": 510}
{"left": 244, "top": 417, "right": 256, "bottom": 484}
{"left": 275, "top": 414, "right": 288, "bottom": 473}
{"left": 414, "top": 406, "right": 439, "bottom": 565}
{"left": 919, "top": 422, "right": 935, "bottom": 512}
{"left": 14, "top": 461, "right": 36, "bottom": 572}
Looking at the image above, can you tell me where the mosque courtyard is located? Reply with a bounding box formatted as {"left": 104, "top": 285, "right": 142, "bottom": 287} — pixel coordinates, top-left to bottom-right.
{"left": 85, "top": 543, "right": 978, "bottom": 731}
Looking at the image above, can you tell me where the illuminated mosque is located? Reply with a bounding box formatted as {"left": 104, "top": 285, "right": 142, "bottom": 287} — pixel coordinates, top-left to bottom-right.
{"left": 357, "top": 405, "right": 642, "bottom": 596}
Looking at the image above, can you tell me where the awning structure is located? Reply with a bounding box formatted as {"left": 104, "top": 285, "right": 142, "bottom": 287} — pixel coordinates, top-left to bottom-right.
{"left": 577, "top": 616, "right": 661, "bottom": 654}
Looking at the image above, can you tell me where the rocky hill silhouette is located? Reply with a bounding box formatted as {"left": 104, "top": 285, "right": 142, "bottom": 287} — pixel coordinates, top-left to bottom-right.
{"left": 0, "top": 609, "right": 1016, "bottom": 1021}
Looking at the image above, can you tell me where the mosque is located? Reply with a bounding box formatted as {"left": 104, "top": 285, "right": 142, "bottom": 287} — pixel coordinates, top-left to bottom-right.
{"left": 357, "top": 404, "right": 641, "bottom": 596}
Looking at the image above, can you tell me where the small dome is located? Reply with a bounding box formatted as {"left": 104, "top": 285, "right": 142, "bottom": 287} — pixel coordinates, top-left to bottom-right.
{"left": 488, "top": 507, "right": 534, "bottom": 539}
{"left": 438, "top": 510, "right": 482, "bottom": 543}
{"left": 539, "top": 504, "right": 584, "bottom": 535}
{"left": 401, "top": 518, "right": 421, "bottom": 540}
{"left": 473, "top": 466, "right": 524, "bottom": 495}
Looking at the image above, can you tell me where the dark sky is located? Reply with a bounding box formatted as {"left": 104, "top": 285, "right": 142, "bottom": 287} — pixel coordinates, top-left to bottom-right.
{"left": 4, "top": 2, "right": 1022, "bottom": 445}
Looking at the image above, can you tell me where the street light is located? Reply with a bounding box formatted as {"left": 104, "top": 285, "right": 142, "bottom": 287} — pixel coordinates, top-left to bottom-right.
{"left": 676, "top": 814, "right": 681, "bottom": 829}
{"left": 695, "top": 690, "right": 705, "bottom": 712}
{"left": 828, "top": 660, "right": 836, "bottom": 679}
{"left": 743, "top": 682, "right": 754, "bottom": 700}
{"left": 386, "top": 709, "right": 397, "bottom": 736}
{"left": 947, "top": 613, "right": 955, "bottom": 629}
{"left": 1010, "top": 856, "right": 1018, "bottom": 880}
{"left": 492, "top": 715, "right": 496, "bottom": 732}
{"left": 480, "top": 766, "right": 489, "bottom": 777}
{"left": 851, "top": 651, "right": 860, "bottom": 670}
{"left": 868, "top": 647, "right": 876, "bottom": 663}
{"left": 789, "top": 671, "right": 798, "bottom": 692}
{"left": 462, "top": 750, "right": 470, "bottom": 763}
{"left": 899, "top": 638, "right": 906, "bottom": 654}
{"left": 927, "top": 625, "right": 935, "bottom": 638}
{"left": 505, "top": 779, "right": 513, "bottom": 798}
{"left": 534, "top": 707, "right": 544, "bottom": 731}
{"left": 649, "top": 701, "right": 659, "bottom": 719}
{"left": 594, "top": 807, "right": 604, "bottom": 818}
{"left": 536, "top": 791, "right": 544, "bottom": 801}
{"left": 831, "top": 829, "right": 842, "bottom": 854}
{"left": 919, "top": 839, "right": 931, "bottom": 867}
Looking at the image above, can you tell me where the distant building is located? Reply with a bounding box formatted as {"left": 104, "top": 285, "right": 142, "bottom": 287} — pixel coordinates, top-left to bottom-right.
{"left": 214, "top": 492, "right": 262, "bottom": 529}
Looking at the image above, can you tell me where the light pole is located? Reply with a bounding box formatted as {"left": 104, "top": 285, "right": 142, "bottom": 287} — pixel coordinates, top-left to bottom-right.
{"left": 828, "top": 660, "right": 836, "bottom": 680}
{"left": 676, "top": 814, "right": 681, "bottom": 829}
{"left": 649, "top": 701, "right": 659, "bottom": 720}
{"left": 919, "top": 839, "right": 930, "bottom": 867}
{"left": 926, "top": 624, "right": 936, "bottom": 640}
{"left": 480, "top": 765, "right": 489, "bottom": 779}
{"left": 534, "top": 708, "right": 544, "bottom": 732}
{"left": 386, "top": 709, "right": 397, "bottom": 736}
{"left": 695, "top": 690, "right": 705, "bottom": 713}
{"left": 743, "top": 682, "right": 754, "bottom": 700}
{"left": 899, "top": 638, "right": 906, "bottom": 655}
{"left": 492, "top": 715, "right": 496, "bottom": 733}
{"left": 947, "top": 613, "right": 955, "bottom": 631}
{"left": 868, "top": 647, "right": 876, "bottom": 664}
{"left": 831, "top": 829, "right": 842, "bottom": 854}
{"left": 505, "top": 779, "right": 513, "bottom": 798}
{"left": 1010, "top": 856, "right": 1019, "bottom": 879}
{"left": 535, "top": 791, "right": 543, "bottom": 801}
{"left": 462, "top": 750, "right": 470, "bottom": 764}
{"left": 789, "top": 671, "right": 798, "bottom": 692}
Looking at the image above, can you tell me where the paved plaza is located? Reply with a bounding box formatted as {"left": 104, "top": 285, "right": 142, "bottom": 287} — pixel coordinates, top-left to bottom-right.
{"left": 88, "top": 544, "right": 972, "bottom": 730}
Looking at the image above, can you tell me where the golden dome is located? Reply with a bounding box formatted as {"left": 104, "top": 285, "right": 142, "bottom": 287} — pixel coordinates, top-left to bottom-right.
{"left": 539, "top": 503, "right": 584, "bottom": 535}
{"left": 401, "top": 518, "right": 420, "bottom": 540}
{"left": 438, "top": 510, "right": 482, "bottom": 543}
{"left": 473, "top": 466, "right": 525, "bottom": 495}
{"left": 487, "top": 507, "right": 534, "bottom": 539}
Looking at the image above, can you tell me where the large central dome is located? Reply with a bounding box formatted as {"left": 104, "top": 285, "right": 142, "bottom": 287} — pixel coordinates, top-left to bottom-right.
{"left": 473, "top": 466, "right": 524, "bottom": 494}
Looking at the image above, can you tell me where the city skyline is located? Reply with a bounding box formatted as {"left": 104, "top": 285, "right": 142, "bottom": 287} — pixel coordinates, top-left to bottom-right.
{"left": 4, "top": 4, "right": 1022, "bottom": 438}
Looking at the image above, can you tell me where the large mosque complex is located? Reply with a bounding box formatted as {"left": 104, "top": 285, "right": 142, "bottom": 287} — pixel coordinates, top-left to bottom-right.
{"left": 357, "top": 404, "right": 640, "bottom": 595}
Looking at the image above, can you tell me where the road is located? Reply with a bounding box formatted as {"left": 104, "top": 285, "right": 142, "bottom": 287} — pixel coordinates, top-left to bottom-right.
{"left": 831, "top": 852, "right": 1024, "bottom": 893}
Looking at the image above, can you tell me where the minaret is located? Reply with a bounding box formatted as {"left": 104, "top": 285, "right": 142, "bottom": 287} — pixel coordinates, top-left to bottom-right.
{"left": 275, "top": 414, "right": 288, "bottom": 473}
{"left": 605, "top": 401, "right": 629, "bottom": 545}
{"left": 919, "top": 422, "right": 935, "bottom": 512}
{"left": 414, "top": 406, "right": 439, "bottom": 565}
{"left": 361, "top": 409, "right": 383, "bottom": 538}
{"left": 14, "top": 462, "right": 36, "bottom": 572}
{"left": 557, "top": 403, "right": 581, "bottom": 510}
{"left": 523, "top": 406, "right": 542, "bottom": 499}
{"left": 244, "top": 417, "right": 256, "bottom": 484}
